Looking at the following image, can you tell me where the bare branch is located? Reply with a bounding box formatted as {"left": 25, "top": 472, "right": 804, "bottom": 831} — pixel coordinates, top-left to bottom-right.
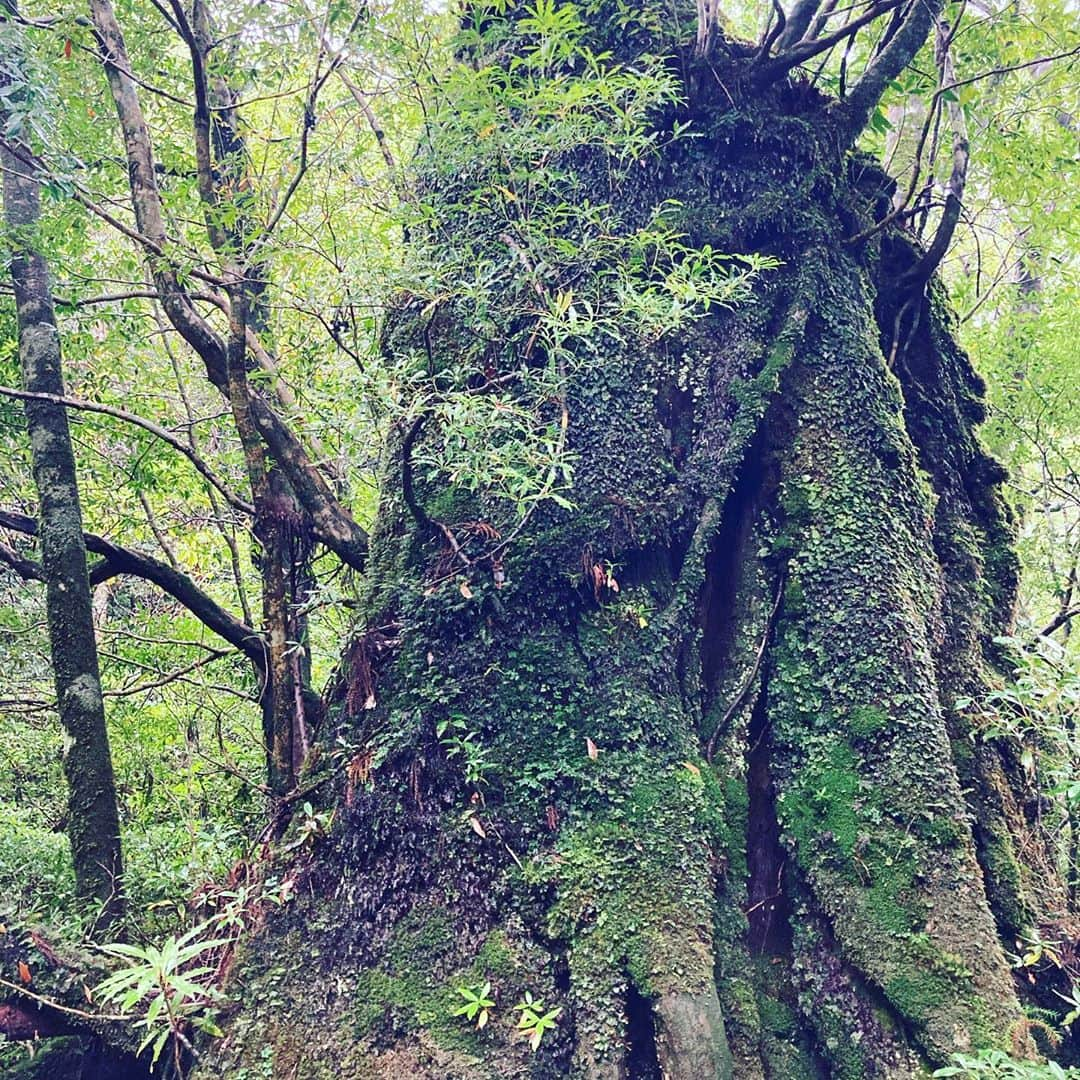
{"left": 775, "top": 0, "right": 824, "bottom": 51}
{"left": 0, "top": 538, "right": 45, "bottom": 581}
{"left": 752, "top": 0, "right": 905, "bottom": 89}
{"left": 898, "top": 17, "right": 969, "bottom": 289}
{"left": 834, "top": 0, "right": 945, "bottom": 144}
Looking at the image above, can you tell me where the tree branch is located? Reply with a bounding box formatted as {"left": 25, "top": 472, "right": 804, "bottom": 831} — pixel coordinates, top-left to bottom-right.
{"left": 752, "top": 0, "right": 905, "bottom": 88}
{"left": 86, "top": 0, "right": 370, "bottom": 570}
{"left": 833, "top": 0, "right": 944, "bottom": 143}
{"left": 0, "top": 537, "right": 45, "bottom": 581}
{"left": 1039, "top": 605, "right": 1080, "bottom": 641}
{"left": 897, "top": 16, "right": 968, "bottom": 289}
{"left": 775, "top": 0, "right": 823, "bottom": 51}
{"left": 0, "top": 384, "right": 254, "bottom": 515}
{"left": 0, "top": 508, "right": 265, "bottom": 667}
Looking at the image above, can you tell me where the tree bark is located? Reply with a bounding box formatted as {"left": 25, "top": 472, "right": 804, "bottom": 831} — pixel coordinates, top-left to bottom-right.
{"left": 190, "top": 18, "right": 1066, "bottom": 1080}
{"left": 1, "top": 144, "right": 124, "bottom": 935}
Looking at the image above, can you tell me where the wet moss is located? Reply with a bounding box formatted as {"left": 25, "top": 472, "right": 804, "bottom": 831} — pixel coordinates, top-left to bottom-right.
{"left": 531, "top": 765, "right": 725, "bottom": 1062}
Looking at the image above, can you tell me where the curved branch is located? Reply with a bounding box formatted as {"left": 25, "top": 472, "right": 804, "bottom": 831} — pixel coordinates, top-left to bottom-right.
{"left": 752, "top": 0, "right": 905, "bottom": 88}
{"left": 0, "top": 538, "right": 45, "bottom": 581}
{"left": 757, "top": 0, "right": 788, "bottom": 60}
{"left": 0, "top": 508, "right": 265, "bottom": 668}
{"left": 833, "top": 0, "right": 945, "bottom": 144}
{"left": 898, "top": 18, "right": 968, "bottom": 289}
{"left": 0, "top": 384, "right": 254, "bottom": 515}
{"left": 775, "top": 0, "right": 822, "bottom": 51}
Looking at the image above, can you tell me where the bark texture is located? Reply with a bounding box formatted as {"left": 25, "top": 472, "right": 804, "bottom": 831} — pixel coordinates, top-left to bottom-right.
{"left": 191, "top": 28, "right": 1065, "bottom": 1080}
{"left": 2, "top": 144, "right": 124, "bottom": 933}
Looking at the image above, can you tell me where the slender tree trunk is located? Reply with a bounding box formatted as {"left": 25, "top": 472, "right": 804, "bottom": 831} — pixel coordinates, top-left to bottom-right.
{"left": 1, "top": 144, "right": 124, "bottom": 934}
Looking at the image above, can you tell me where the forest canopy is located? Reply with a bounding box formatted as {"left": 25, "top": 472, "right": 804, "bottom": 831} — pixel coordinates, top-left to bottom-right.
{"left": 0, "top": 0, "right": 1078, "bottom": 1076}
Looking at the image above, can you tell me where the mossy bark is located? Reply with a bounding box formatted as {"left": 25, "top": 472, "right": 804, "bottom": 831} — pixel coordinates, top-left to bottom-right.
{"left": 193, "top": 38, "right": 1062, "bottom": 1080}
{"left": 1, "top": 144, "right": 124, "bottom": 934}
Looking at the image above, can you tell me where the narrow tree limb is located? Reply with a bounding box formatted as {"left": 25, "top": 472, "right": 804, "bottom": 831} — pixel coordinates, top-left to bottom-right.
{"left": 898, "top": 17, "right": 969, "bottom": 289}
{"left": 0, "top": 384, "right": 255, "bottom": 515}
{"left": 757, "top": 0, "right": 788, "bottom": 60}
{"left": 1039, "top": 605, "right": 1080, "bottom": 640}
{"left": 752, "top": 0, "right": 905, "bottom": 88}
{"left": 775, "top": 0, "right": 823, "bottom": 50}
{"left": 0, "top": 508, "right": 265, "bottom": 668}
{"left": 0, "top": 538, "right": 45, "bottom": 581}
{"left": 833, "top": 0, "right": 945, "bottom": 144}
{"left": 803, "top": 0, "right": 839, "bottom": 43}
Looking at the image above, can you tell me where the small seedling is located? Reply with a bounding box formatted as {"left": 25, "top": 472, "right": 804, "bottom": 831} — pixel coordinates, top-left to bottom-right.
{"left": 514, "top": 990, "right": 561, "bottom": 1051}
{"left": 453, "top": 980, "right": 495, "bottom": 1029}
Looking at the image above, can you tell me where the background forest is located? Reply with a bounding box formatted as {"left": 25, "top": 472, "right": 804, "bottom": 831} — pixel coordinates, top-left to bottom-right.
{"left": 0, "top": 0, "right": 1078, "bottom": 1075}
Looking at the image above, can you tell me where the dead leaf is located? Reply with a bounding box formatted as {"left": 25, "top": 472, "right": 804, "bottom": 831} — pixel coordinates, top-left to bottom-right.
{"left": 17, "top": 961, "right": 32, "bottom": 986}
{"left": 682, "top": 761, "right": 701, "bottom": 777}
{"left": 586, "top": 737, "right": 598, "bottom": 761}
{"left": 460, "top": 582, "right": 474, "bottom": 600}
{"left": 468, "top": 815, "right": 487, "bottom": 839}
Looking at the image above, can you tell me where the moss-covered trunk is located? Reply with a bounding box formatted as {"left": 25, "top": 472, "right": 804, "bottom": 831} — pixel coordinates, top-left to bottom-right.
{"left": 193, "top": 40, "right": 1064, "bottom": 1080}
{"left": 1, "top": 141, "right": 124, "bottom": 935}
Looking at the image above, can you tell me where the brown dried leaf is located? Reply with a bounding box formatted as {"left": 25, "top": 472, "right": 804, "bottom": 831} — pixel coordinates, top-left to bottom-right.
{"left": 460, "top": 582, "right": 474, "bottom": 600}
{"left": 468, "top": 815, "right": 487, "bottom": 838}
{"left": 17, "top": 961, "right": 31, "bottom": 986}
{"left": 586, "top": 737, "right": 598, "bottom": 761}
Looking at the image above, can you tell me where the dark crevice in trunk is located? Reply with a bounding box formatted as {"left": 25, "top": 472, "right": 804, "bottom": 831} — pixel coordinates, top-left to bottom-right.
{"left": 745, "top": 688, "right": 792, "bottom": 959}
{"left": 699, "top": 434, "right": 769, "bottom": 722}
{"left": 625, "top": 983, "right": 661, "bottom": 1080}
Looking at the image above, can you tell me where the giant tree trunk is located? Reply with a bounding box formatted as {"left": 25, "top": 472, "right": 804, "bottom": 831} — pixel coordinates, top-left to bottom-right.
{"left": 193, "top": 31, "right": 1069, "bottom": 1080}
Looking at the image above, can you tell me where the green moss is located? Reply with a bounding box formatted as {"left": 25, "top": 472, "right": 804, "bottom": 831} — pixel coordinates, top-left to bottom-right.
{"left": 532, "top": 765, "right": 726, "bottom": 1059}
{"left": 883, "top": 972, "right": 954, "bottom": 1025}
{"left": 758, "top": 993, "right": 798, "bottom": 1038}
{"left": 475, "top": 930, "right": 516, "bottom": 978}
{"left": 778, "top": 742, "right": 862, "bottom": 860}
{"left": 352, "top": 906, "right": 513, "bottom": 1056}
{"left": 848, "top": 705, "right": 890, "bottom": 740}
{"left": 975, "top": 829, "right": 1028, "bottom": 934}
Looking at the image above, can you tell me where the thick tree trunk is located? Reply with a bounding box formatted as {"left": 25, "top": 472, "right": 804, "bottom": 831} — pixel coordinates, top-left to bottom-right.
{"left": 1, "top": 144, "right": 125, "bottom": 935}
{"left": 192, "top": 40, "right": 1067, "bottom": 1080}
